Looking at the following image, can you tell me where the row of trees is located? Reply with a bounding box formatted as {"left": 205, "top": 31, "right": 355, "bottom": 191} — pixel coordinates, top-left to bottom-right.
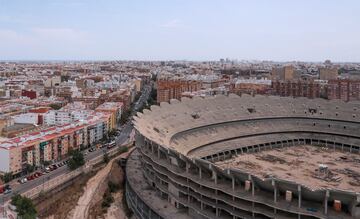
{"left": 136, "top": 87, "right": 157, "bottom": 113}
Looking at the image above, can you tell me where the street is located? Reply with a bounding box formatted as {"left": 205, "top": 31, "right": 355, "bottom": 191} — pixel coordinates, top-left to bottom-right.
{"left": 0, "top": 84, "right": 152, "bottom": 202}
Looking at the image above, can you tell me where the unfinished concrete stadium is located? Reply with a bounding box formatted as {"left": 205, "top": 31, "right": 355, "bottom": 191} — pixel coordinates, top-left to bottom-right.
{"left": 126, "top": 94, "right": 360, "bottom": 219}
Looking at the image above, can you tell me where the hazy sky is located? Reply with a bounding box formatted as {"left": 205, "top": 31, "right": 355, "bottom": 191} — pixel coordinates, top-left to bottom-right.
{"left": 0, "top": 0, "right": 359, "bottom": 61}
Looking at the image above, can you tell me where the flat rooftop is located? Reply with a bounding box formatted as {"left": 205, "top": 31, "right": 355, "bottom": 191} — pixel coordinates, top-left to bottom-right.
{"left": 216, "top": 145, "right": 360, "bottom": 191}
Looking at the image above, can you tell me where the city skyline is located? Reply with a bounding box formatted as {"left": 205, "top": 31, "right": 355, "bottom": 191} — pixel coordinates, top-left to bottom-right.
{"left": 1, "top": 0, "right": 360, "bottom": 62}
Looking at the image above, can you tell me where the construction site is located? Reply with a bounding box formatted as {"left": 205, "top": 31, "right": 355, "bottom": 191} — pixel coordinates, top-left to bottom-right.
{"left": 130, "top": 95, "right": 360, "bottom": 219}
{"left": 216, "top": 145, "right": 360, "bottom": 191}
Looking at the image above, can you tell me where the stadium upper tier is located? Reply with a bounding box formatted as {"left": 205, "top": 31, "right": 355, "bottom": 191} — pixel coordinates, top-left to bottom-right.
{"left": 133, "top": 94, "right": 360, "bottom": 157}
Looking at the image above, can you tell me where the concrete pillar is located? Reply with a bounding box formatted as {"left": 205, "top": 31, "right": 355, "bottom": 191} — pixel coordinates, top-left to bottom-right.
{"left": 199, "top": 167, "right": 202, "bottom": 179}
{"left": 157, "top": 147, "right": 160, "bottom": 159}
{"left": 201, "top": 201, "right": 204, "bottom": 210}
{"left": 186, "top": 162, "right": 190, "bottom": 173}
{"left": 232, "top": 176, "right": 235, "bottom": 191}
{"left": 272, "top": 180, "right": 277, "bottom": 203}
{"left": 216, "top": 208, "right": 219, "bottom": 217}
{"left": 212, "top": 170, "right": 217, "bottom": 185}
{"left": 324, "top": 190, "right": 330, "bottom": 215}
{"left": 298, "top": 185, "right": 302, "bottom": 208}
{"left": 252, "top": 202, "right": 255, "bottom": 218}
{"left": 252, "top": 180, "right": 255, "bottom": 197}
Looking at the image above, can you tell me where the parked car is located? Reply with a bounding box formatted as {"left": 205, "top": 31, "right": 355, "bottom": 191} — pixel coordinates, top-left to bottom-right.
{"left": 34, "top": 172, "right": 42, "bottom": 177}
{"left": 51, "top": 164, "right": 58, "bottom": 170}
{"left": 27, "top": 175, "right": 34, "bottom": 181}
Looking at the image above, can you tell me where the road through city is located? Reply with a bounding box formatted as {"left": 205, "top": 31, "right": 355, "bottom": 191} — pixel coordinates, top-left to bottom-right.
{"left": 0, "top": 84, "right": 151, "bottom": 203}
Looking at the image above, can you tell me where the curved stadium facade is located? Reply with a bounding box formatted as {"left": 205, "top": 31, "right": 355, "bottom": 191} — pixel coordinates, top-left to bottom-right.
{"left": 126, "top": 94, "right": 360, "bottom": 219}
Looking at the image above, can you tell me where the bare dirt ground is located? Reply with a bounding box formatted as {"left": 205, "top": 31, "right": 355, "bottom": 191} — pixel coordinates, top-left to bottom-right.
{"left": 87, "top": 159, "right": 126, "bottom": 219}
{"left": 103, "top": 191, "right": 128, "bottom": 219}
{"left": 34, "top": 170, "right": 97, "bottom": 219}
{"left": 35, "top": 146, "right": 134, "bottom": 219}
{"left": 216, "top": 145, "right": 360, "bottom": 191}
{"left": 68, "top": 150, "right": 131, "bottom": 219}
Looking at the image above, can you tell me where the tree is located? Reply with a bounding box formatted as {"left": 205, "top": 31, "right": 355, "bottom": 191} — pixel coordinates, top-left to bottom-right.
{"left": 25, "top": 164, "right": 35, "bottom": 174}
{"left": 67, "top": 150, "right": 85, "bottom": 170}
{"left": 120, "top": 109, "right": 131, "bottom": 125}
{"left": 42, "top": 161, "right": 51, "bottom": 167}
{"left": 103, "top": 152, "right": 110, "bottom": 164}
{"left": 102, "top": 135, "right": 109, "bottom": 143}
{"left": 101, "top": 190, "right": 114, "bottom": 208}
{"left": 108, "top": 130, "right": 117, "bottom": 137}
{"left": 1, "top": 172, "right": 13, "bottom": 183}
{"left": 49, "top": 103, "right": 62, "bottom": 110}
{"left": 151, "top": 73, "right": 157, "bottom": 82}
{"left": 147, "top": 87, "right": 157, "bottom": 106}
{"left": 11, "top": 194, "right": 37, "bottom": 219}
{"left": 108, "top": 181, "right": 120, "bottom": 193}
{"left": 134, "top": 92, "right": 142, "bottom": 102}
{"left": 118, "top": 146, "right": 128, "bottom": 154}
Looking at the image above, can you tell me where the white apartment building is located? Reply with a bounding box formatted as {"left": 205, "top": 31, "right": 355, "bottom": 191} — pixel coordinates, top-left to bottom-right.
{"left": 44, "top": 110, "right": 92, "bottom": 126}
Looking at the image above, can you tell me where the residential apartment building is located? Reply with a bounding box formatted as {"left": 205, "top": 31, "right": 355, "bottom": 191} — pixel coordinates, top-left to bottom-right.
{"left": 0, "top": 113, "right": 110, "bottom": 175}
{"left": 44, "top": 110, "right": 91, "bottom": 126}
{"left": 271, "top": 66, "right": 295, "bottom": 81}
{"left": 327, "top": 79, "right": 360, "bottom": 102}
{"left": 229, "top": 78, "right": 272, "bottom": 96}
{"left": 157, "top": 78, "right": 202, "bottom": 103}
{"left": 95, "top": 102, "right": 123, "bottom": 130}
{"left": 272, "top": 80, "right": 325, "bottom": 99}
{"left": 319, "top": 67, "right": 338, "bottom": 80}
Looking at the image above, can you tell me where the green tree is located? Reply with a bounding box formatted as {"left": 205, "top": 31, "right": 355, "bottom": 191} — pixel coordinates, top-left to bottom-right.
{"left": 101, "top": 190, "right": 114, "bottom": 208}
{"left": 25, "top": 164, "right": 35, "bottom": 174}
{"left": 118, "top": 146, "right": 128, "bottom": 154}
{"left": 103, "top": 152, "right": 110, "bottom": 163}
{"left": 67, "top": 150, "right": 85, "bottom": 170}
{"left": 108, "top": 181, "right": 120, "bottom": 193}
{"left": 1, "top": 172, "right": 13, "bottom": 183}
{"left": 151, "top": 73, "right": 157, "bottom": 81}
{"left": 49, "top": 103, "right": 62, "bottom": 110}
{"left": 147, "top": 87, "right": 157, "bottom": 106}
{"left": 102, "top": 135, "right": 109, "bottom": 143}
{"left": 42, "top": 161, "right": 51, "bottom": 167}
{"left": 108, "top": 130, "right": 117, "bottom": 137}
{"left": 120, "top": 109, "right": 131, "bottom": 125}
{"left": 11, "top": 194, "right": 37, "bottom": 219}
